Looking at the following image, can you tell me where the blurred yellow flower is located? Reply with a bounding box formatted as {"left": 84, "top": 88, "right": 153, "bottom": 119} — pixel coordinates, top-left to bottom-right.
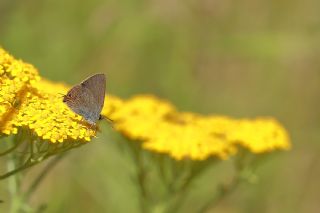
{"left": 109, "top": 96, "right": 291, "bottom": 160}
{"left": 0, "top": 47, "right": 291, "bottom": 160}
{"left": 228, "top": 118, "right": 290, "bottom": 153}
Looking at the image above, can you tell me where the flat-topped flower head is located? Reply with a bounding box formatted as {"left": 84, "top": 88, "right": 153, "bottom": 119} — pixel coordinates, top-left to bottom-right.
{"left": 143, "top": 113, "right": 237, "bottom": 160}
{"left": 110, "top": 95, "right": 291, "bottom": 160}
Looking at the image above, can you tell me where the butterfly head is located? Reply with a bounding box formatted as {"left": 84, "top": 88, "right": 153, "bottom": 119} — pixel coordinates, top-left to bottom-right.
{"left": 62, "top": 93, "right": 71, "bottom": 103}
{"left": 62, "top": 88, "right": 79, "bottom": 104}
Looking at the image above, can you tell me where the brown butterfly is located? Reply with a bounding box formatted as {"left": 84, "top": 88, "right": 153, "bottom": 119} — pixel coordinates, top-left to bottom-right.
{"left": 63, "top": 74, "right": 106, "bottom": 125}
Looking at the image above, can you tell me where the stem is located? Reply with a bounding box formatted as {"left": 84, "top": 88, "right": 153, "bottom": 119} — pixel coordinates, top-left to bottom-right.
{"left": 168, "top": 161, "right": 212, "bottom": 213}
{"left": 152, "top": 159, "right": 210, "bottom": 213}
{"left": 131, "top": 144, "right": 148, "bottom": 213}
{"left": 199, "top": 172, "right": 241, "bottom": 213}
{"left": 0, "top": 139, "right": 22, "bottom": 157}
{"left": 1, "top": 140, "right": 83, "bottom": 180}
{"left": 199, "top": 155, "right": 248, "bottom": 213}
{"left": 7, "top": 153, "right": 25, "bottom": 213}
{"left": 0, "top": 158, "right": 39, "bottom": 180}
{"left": 7, "top": 154, "right": 18, "bottom": 197}
{"left": 124, "top": 138, "right": 150, "bottom": 213}
{"left": 137, "top": 159, "right": 148, "bottom": 213}
{"left": 24, "top": 153, "right": 66, "bottom": 202}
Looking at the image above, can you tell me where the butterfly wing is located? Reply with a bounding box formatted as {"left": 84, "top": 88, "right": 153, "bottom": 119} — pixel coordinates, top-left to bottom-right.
{"left": 63, "top": 85, "right": 100, "bottom": 124}
{"left": 80, "top": 73, "right": 106, "bottom": 115}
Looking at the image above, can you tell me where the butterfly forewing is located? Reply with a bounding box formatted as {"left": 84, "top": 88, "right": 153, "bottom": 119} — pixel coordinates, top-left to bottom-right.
{"left": 81, "top": 73, "right": 106, "bottom": 114}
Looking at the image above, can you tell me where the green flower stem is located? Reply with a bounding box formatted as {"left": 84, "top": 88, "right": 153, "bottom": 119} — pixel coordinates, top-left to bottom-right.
{"left": 167, "top": 160, "right": 215, "bottom": 213}
{"left": 7, "top": 152, "right": 33, "bottom": 213}
{"left": 199, "top": 171, "right": 242, "bottom": 213}
{"left": 121, "top": 137, "right": 149, "bottom": 213}
{"left": 1, "top": 139, "right": 83, "bottom": 179}
{"left": 4, "top": 135, "right": 83, "bottom": 213}
{"left": 24, "top": 153, "right": 66, "bottom": 202}
{"left": 8, "top": 153, "right": 20, "bottom": 213}
{"left": 137, "top": 152, "right": 148, "bottom": 213}
{"left": 199, "top": 152, "right": 250, "bottom": 213}
{"left": 132, "top": 145, "right": 149, "bottom": 213}
{"left": 0, "top": 139, "right": 22, "bottom": 157}
{"left": 151, "top": 158, "right": 212, "bottom": 213}
{"left": 1, "top": 157, "right": 39, "bottom": 180}
{"left": 5, "top": 154, "right": 66, "bottom": 212}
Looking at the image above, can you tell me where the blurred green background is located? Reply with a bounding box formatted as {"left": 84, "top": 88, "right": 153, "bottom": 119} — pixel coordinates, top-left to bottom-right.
{"left": 0, "top": 0, "right": 319, "bottom": 212}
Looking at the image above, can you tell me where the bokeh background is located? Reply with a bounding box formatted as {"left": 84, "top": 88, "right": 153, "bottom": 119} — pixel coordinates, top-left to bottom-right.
{"left": 0, "top": 0, "right": 319, "bottom": 212}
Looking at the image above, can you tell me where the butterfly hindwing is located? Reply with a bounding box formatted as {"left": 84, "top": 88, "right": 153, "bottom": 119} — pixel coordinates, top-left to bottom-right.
{"left": 63, "top": 85, "right": 100, "bottom": 124}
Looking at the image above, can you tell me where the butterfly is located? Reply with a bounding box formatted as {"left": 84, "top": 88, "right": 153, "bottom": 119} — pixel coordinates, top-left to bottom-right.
{"left": 63, "top": 73, "right": 106, "bottom": 126}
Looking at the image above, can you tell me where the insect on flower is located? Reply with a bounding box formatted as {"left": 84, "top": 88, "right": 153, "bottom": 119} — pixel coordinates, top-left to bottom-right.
{"left": 63, "top": 74, "right": 106, "bottom": 126}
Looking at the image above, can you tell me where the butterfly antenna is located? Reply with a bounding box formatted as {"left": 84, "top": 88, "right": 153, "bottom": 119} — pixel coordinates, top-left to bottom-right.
{"left": 99, "top": 115, "right": 112, "bottom": 122}
{"left": 105, "top": 116, "right": 114, "bottom": 124}
{"left": 99, "top": 115, "right": 114, "bottom": 129}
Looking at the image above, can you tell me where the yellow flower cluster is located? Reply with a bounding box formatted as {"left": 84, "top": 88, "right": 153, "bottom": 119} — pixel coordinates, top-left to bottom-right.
{"left": 109, "top": 95, "right": 291, "bottom": 160}
{"left": 0, "top": 48, "right": 291, "bottom": 160}
{"left": 0, "top": 48, "right": 103, "bottom": 142}
{"left": 0, "top": 48, "right": 40, "bottom": 134}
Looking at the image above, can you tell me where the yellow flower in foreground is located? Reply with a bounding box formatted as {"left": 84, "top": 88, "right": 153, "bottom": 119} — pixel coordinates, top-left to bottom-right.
{"left": 4, "top": 78, "right": 123, "bottom": 143}
{"left": 0, "top": 49, "right": 40, "bottom": 134}
{"left": 0, "top": 49, "right": 102, "bottom": 142}
{"left": 0, "top": 47, "right": 291, "bottom": 160}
